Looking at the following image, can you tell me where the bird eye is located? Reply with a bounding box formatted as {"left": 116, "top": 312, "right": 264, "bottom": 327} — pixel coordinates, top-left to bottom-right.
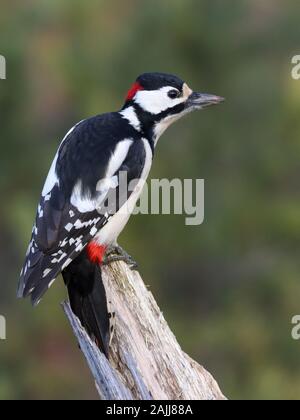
{"left": 168, "top": 89, "right": 180, "bottom": 99}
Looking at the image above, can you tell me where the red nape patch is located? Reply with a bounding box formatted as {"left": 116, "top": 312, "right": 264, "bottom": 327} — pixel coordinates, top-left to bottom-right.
{"left": 126, "top": 82, "right": 144, "bottom": 101}
{"left": 86, "top": 242, "right": 107, "bottom": 265}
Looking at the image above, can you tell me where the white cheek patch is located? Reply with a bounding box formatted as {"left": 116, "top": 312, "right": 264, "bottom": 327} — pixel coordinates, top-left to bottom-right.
{"left": 152, "top": 84, "right": 193, "bottom": 143}
{"left": 134, "top": 86, "right": 185, "bottom": 115}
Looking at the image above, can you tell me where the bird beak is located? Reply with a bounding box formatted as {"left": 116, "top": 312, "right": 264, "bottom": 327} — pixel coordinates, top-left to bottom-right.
{"left": 186, "top": 92, "right": 225, "bottom": 110}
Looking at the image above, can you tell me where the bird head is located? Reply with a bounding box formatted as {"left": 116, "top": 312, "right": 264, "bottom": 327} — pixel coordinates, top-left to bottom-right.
{"left": 123, "top": 72, "right": 224, "bottom": 142}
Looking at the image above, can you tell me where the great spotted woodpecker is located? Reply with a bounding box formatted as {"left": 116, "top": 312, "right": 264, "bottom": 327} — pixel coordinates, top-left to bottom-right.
{"left": 18, "top": 72, "right": 224, "bottom": 355}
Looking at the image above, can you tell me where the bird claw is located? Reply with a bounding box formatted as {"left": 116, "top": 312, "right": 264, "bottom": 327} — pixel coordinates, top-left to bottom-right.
{"left": 103, "top": 245, "right": 138, "bottom": 271}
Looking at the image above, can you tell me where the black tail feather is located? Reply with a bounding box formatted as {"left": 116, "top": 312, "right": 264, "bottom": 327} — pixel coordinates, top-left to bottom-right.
{"left": 62, "top": 253, "right": 111, "bottom": 357}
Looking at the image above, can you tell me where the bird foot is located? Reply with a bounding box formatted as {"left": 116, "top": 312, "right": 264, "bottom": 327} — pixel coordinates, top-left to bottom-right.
{"left": 103, "top": 245, "right": 138, "bottom": 271}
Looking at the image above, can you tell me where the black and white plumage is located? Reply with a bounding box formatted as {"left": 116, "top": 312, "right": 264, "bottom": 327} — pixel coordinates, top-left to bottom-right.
{"left": 18, "top": 114, "right": 148, "bottom": 303}
{"left": 18, "top": 72, "right": 224, "bottom": 355}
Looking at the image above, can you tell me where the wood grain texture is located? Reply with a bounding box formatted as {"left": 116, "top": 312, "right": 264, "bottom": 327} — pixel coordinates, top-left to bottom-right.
{"left": 63, "top": 261, "right": 226, "bottom": 400}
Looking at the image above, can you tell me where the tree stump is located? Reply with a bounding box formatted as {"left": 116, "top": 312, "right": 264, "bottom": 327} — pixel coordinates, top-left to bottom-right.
{"left": 63, "top": 261, "right": 225, "bottom": 400}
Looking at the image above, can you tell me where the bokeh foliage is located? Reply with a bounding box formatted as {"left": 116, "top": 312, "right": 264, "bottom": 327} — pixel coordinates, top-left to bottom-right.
{"left": 1, "top": 0, "right": 300, "bottom": 400}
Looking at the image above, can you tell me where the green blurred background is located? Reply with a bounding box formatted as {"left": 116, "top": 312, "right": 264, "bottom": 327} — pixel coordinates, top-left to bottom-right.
{"left": 1, "top": 0, "right": 300, "bottom": 400}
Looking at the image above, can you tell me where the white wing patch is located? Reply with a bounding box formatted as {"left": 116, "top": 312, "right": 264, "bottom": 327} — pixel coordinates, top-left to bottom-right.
{"left": 95, "top": 138, "right": 153, "bottom": 246}
{"left": 71, "top": 139, "right": 133, "bottom": 214}
{"left": 65, "top": 223, "right": 73, "bottom": 232}
{"left": 106, "top": 139, "right": 133, "bottom": 178}
{"left": 70, "top": 181, "right": 97, "bottom": 213}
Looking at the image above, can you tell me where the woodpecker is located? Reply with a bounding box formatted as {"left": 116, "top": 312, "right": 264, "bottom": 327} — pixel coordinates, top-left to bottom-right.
{"left": 18, "top": 72, "right": 224, "bottom": 355}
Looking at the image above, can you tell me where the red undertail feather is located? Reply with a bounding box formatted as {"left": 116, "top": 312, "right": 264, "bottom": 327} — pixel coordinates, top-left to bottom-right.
{"left": 126, "top": 82, "right": 144, "bottom": 101}
{"left": 86, "top": 242, "right": 107, "bottom": 265}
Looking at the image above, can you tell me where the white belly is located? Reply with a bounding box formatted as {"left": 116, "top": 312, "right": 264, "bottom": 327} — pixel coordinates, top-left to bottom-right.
{"left": 95, "top": 139, "right": 152, "bottom": 246}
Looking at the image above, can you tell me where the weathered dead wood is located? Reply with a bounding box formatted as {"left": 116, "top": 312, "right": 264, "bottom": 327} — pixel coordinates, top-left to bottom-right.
{"left": 63, "top": 261, "right": 226, "bottom": 400}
